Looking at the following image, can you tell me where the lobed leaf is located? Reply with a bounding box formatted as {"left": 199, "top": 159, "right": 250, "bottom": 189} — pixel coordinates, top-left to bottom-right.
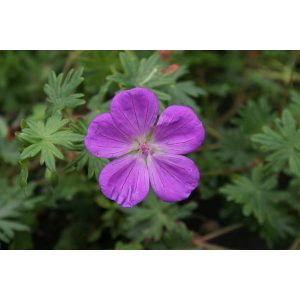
{"left": 221, "top": 166, "right": 292, "bottom": 239}
{"left": 44, "top": 67, "right": 85, "bottom": 113}
{"left": 252, "top": 109, "right": 300, "bottom": 176}
{"left": 18, "top": 114, "right": 82, "bottom": 172}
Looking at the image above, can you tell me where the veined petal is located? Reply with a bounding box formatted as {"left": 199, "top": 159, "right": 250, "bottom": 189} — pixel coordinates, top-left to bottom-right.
{"left": 84, "top": 113, "right": 134, "bottom": 158}
{"left": 110, "top": 87, "right": 159, "bottom": 139}
{"left": 147, "top": 153, "right": 199, "bottom": 202}
{"left": 99, "top": 154, "right": 149, "bottom": 208}
{"left": 152, "top": 105, "right": 205, "bottom": 154}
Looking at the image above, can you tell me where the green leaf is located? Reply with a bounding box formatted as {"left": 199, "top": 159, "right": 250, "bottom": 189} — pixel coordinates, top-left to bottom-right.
{"left": 0, "top": 117, "right": 19, "bottom": 165}
{"left": 0, "top": 116, "right": 8, "bottom": 138}
{"left": 169, "top": 81, "right": 205, "bottom": 109}
{"left": 65, "top": 120, "right": 108, "bottom": 179}
{"left": 52, "top": 174, "right": 91, "bottom": 201}
{"left": 115, "top": 241, "right": 143, "bottom": 250}
{"left": 18, "top": 114, "right": 82, "bottom": 172}
{"left": 165, "top": 66, "right": 206, "bottom": 113}
{"left": 221, "top": 166, "right": 287, "bottom": 224}
{"left": 19, "top": 160, "right": 29, "bottom": 187}
{"left": 66, "top": 149, "right": 108, "bottom": 179}
{"left": 252, "top": 109, "right": 300, "bottom": 176}
{"left": 107, "top": 52, "right": 206, "bottom": 110}
{"left": 260, "top": 209, "right": 296, "bottom": 248}
{"left": 123, "top": 192, "right": 196, "bottom": 242}
{"left": 20, "top": 143, "right": 42, "bottom": 160}
{"left": 217, "top": 128, "right": 255, "bottom": 168}
{"left": 148, "top": 223, "right": 193, "bottom": 250}
{"left": 88, "top": 81, "right": 112, "bottom": 111}
{"left": 288, "top": 90, "right": 300, "bottom": 119}
{"left": 40, "top": 142, "right": 57, "bottom": 172}
{"left": 0, "top": 178, "right": 39, "bottom": 243}
{"left": 233, "top": 97, "right": 273, "bottom": 135}
{"left": 44, "top": 67, "right": 85, "bottom": 114}
{"left": 107, "top": 51, "right": 174, "bottom": 90}
{"left": 0, "top": 138, "right": 19, "bottom": 165}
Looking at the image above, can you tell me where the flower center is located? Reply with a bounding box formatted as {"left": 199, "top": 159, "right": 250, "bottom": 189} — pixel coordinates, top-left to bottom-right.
{"left": 139, "top": 143, "right": 150, "bottom": 155}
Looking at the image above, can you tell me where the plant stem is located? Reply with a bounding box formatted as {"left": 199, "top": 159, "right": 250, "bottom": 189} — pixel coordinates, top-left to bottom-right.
{"left": 63, "top": 51, "right": 82, "bottom": 74}
{"left": 192, "top": 236, "right": 229, "bottom": 250}
{"left": 201, "top": 165, "right": 251, "bottom": 177}
{"left": 200, "top": 143, "right": 219, "bottom": 151}
{"left": 217, "top": 90, "right": 246, "bottom": 126}
{"left": 192, "top": 223, "right": 243, "bottom": 250}
{"left": 199, "top": 223, "right": 243, "bottom": 242}
{"left": 289, "top": 237, "right": 300, "bottom": 250}
{"left": 206, "top": 126, "right": 221, "bottom": 140}
{"left": 281, "top": 50, "right": 300, "bottom": 110}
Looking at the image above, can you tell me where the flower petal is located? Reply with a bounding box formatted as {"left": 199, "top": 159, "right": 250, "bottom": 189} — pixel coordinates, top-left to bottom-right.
{"left": 110, "top": 87, "right": 159, "bottom": 139}
{"left": 147, "top": 153, "right": 200, "bottom": 202}
{"left": 152, "top": 105, "right": 205, "bottom": 154}
{"left": 99, "top": 154, "right": 149, "bottom": 208}
{"left": 84, "top": 113, "right": 134, "bottom": 158}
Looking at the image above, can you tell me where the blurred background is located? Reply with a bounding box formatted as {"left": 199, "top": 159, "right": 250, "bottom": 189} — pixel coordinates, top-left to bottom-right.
{"left": 1, "top": 50, "right": 300, "bottom": 250}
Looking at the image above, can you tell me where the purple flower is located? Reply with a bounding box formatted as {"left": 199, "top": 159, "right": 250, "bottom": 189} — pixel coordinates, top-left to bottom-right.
{"left": 84, "top": 87, "right": 205, "bottom": 208}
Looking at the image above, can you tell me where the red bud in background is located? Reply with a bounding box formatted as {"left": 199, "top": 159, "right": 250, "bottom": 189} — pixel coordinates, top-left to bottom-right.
{"left": 162, "top": 64, "right": 179, "bottom": 74}
{"left": 159, "top": 50, "right": 171, "bottom": 62}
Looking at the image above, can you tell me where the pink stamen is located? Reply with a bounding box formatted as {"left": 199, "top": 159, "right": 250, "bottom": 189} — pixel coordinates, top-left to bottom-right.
{"left": 139, "top": 143, "right": 150, "bottom": 155}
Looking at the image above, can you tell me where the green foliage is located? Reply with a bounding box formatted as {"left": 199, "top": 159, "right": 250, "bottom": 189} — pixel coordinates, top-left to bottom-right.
{"left": 0, "top": 200, "right": 29, "bottom": 243}
{"left": 107, "top": 52, "right": 173, "bottom": 102}
{"left": 52, "top": 174, "right": 91, "bottom": 201}
{"left": 166, "top": 65, "right": 206, "bottom": 113}
{"left": 289, "top": 90, "right": 300, "bottom": 119}
{"left": 0, "top": 138, "right": 19, "bottom": 165}
{"left": 18, "top": 114, "right": 82, "bottom": 172}
{"left": 44, "top": 67, "right": 85, "bottom": 114}
{"left": 252, "top": 109, "right": 300, "bottom": 176}
{"left": 115, "top": 241, "right": 143, "bottom": 250}
{"left": 67, "top": 149, "right": 108, "bottom": 179}
{"left": 65, "top": 120, "right": 108, "bottom": 179}
{"left": 147, "top": 223, "right": 194, "bottom": 250}
{"left": 221, "top": 167, "right": 285, "bottom": 223}
{"left": 123, "top": 193, "right": 196, "bottom": 242}
{"left": 0, "top": 51, "right": 67, "bottom": 114}
{"left": 3, "top": 50, "right": 300, "bottom": 250}
{"left": 107, "top": 52, "right": 205, "bottom": 110}
{"left": 0, "top": 116, "right": 8, "bottom": 137}
{"left": 0, "top": 117, "right": 19, "bottom": 165}
{"left": 217, "top": 128, "right": 254, "bottom": 167}
{"left": 77, "top": 50, "right": 120, "bottom": 94}
{"left": 0, "top": 178, "right": 45, "bottom": 243}
{"left": 108, "top": 52, "right": 171, "bottom": 88}
{"left": 221, "top": 166, "right": 295, "bottom": 246}
{"left": 16, "top": 67, "right": 86, "bottom": 184}
{"left": 233, "top": 98, "right": 273, "bottom": 135}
